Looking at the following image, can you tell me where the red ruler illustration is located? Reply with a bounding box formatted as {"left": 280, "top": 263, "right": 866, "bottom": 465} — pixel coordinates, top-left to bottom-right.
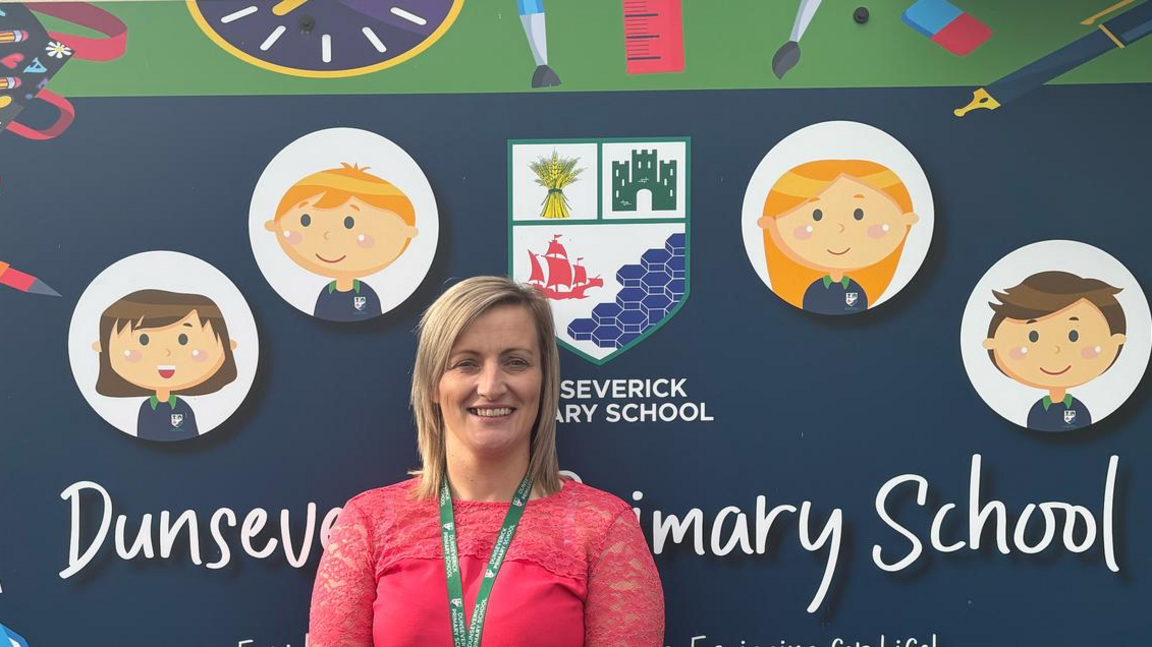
{"left": 623, "top": 0, "right": 684, "bottom": 74}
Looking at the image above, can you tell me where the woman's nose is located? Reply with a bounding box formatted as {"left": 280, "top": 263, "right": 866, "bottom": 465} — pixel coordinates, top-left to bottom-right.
{"left": 837, "top": 222, "right": 845, "bottom": 233}
{"left": 476, "top": 364, "right": 506, "bottom": 398}
{"left": 1053, "top": 344, "right": 1062, "bottom": 355}
{"left": 323, "top": 230, "right": 332, "bottom": 241}
{"left": 165, "top": 347, "right": 172, "bottom": 357}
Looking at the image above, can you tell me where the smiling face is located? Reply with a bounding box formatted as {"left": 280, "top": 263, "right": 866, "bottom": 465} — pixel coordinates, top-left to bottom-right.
{"left": 106, "top": 310, "right": 229, "bottom": 394}
{"left": 266, "top": 194, "right": 418, "bottom": 280}
{"left": 436, "top": 304, "right": 543, "bottom": 461}
{"left": 759, "top": 175, "right": 919, "bottom": 274}
{"left": 984, "top": 299, "right": 1127, "bottom": 390}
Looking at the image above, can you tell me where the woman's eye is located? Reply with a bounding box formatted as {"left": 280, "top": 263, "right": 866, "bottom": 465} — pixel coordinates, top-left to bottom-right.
{"left": 178, "top": 334, "right": 189, "bottom": 346}
{"left": 300, "top": 214, "right": 311, "bottom": 227}
{"left": 853, "top": 208, "right": 865, "bottom": 221}
{"left": 1069, "top": 330, "right": 1079, "bottom": 342}
{"left": 1028, "top": 331, "right": 1039, "bottom": 343}
{"left": 139, "top": 334, "right": 150, "bottom": 346}
{"left": 344, "top": 216, "right": 355, "bottom": 229}
{"left": 508, "top": 358, "right": 529, "bottom": 368}
{"left": 812, "top": 209, "right": 823, "bottom": 222}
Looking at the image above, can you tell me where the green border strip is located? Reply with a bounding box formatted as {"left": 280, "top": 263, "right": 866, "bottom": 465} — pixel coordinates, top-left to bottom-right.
{"left": 508, "top": 137, "right": 691, "bottom": 366}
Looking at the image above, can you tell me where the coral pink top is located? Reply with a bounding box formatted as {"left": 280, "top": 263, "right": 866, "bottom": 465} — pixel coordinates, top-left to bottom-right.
{"left": 308, "top": 477, "right": 664, "bottom": 647}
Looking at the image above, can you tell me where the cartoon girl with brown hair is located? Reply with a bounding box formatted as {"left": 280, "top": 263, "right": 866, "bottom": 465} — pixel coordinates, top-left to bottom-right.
{"left": 91, "top": 290, "right": 239, "bottom": 441}
{"left": 756, "top": 160, "right": 920, "bottom": 315}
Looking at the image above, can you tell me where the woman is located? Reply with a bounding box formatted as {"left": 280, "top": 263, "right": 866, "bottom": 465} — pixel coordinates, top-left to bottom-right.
{"left": 309, "top": 276, "right": 665, "bottom": 646}
{"left": 756, "top": 159, "right": 920, "bottom": 315}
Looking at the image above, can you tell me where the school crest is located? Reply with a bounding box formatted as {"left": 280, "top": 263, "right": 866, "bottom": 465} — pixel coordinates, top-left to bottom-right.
{"left": 509, "top": 138, "right": 690, "bottom": 364}
{"left": 353, "top": 296, "right": 367, "bottom": 311}
{"left": 845, "top": 292, "right": 859, "bottom": 307}
{"left": 171, "top": 414, "right": 184, "bottom": 428}
{"left": 1064, "top": 409, "right": 1077, "bottom": 424}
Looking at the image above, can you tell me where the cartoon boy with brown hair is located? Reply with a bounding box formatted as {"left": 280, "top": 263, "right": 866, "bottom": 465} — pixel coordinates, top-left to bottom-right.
{"left": 92, "top": 290, "right": 239, "bottom": 441}
{"left": 264, "top": 163, "right": 419, "bottom": 322}
{"left": 982, "top": 271, "right": 1127, "bottom": 432}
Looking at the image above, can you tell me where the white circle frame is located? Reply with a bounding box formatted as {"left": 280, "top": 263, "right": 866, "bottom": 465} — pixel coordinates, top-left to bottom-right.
{"left": 248, "top": 127, "right": 440, "bottom": 320}
{"left": 741, "top": 121, "right": 935, "bottom": 311}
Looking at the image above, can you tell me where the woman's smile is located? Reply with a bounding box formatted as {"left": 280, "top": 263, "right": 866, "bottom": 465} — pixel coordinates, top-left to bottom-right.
{"left": 157, "top": 365, "right": 176, "bottom": 379}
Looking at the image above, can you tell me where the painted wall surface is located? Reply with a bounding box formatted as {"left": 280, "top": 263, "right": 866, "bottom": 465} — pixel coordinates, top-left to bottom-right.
{"left": 2, "top": 1, "right": 1152, "bottom": 645}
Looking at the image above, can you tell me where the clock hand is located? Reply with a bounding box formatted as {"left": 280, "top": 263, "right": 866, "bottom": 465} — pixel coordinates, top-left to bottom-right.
{"left": 272, "top": 0, "right": 310, "bottom": 17}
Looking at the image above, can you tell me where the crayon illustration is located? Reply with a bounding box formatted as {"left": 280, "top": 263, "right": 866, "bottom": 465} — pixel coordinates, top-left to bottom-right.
{"left": 519, "top": 0, "right": 560, "bottom": 87}
{"left": 755, "top": 160, "right": 919, "bottom": 315}
{"left": 0, "top": 76, "right": 18, "bottom": 90}
{"left": 92, "top": 290, "right": 239, "bottom": 442}
{"left": 0, "top": 260, "right": 60, "bottom": 296}
{"left": 902, "top": 0, "right": 992, "bottom": 56}
{"left": 956, "top": 0, "right": 1152, "bottom": 116}
{"left": 264, "top": 163, "right": 419, "bottom": 322}
{"left": 772, "top": 0, "right": 823, "bottom": 79}
{"left": 982, "top": 271, "right": 1127, "bottom": 432}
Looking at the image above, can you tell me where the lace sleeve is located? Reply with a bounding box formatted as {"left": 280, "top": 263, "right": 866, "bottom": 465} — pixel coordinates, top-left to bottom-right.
{"left": 308, "top": 498, "right": 377, "bottom": 647}
{"left": 585, "top": 508, "right": 665, "bottom": 647}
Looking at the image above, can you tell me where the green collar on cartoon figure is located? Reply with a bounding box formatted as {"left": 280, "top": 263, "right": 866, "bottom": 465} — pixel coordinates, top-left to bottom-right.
{"left": 328, "top": 279, "right": 362, "bottom": 294}
{"left": 821, "top": 275, "right": 852, "bottom": 290}
{"left": 149, "top": 394, "right": 178, "bottom": 410}
{"left": 1041, "top": 394, "right": 1075, "bottom": 410}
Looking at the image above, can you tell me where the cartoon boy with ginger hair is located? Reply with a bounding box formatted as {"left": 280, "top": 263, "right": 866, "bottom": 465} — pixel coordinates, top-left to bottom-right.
{"left": 265, "top": 163, "right": 419, "bottom": 322}
{"left": 983, "top": 271, "right": 1127, "bottom": 432}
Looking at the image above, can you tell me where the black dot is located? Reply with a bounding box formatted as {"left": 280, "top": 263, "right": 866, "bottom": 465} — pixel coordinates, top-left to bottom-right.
{"left": 812, "top": 209, "right": 823, "bottom": 221}
{"left": 1029, "top": 331, "right": 1039, "bottom": 343}
{"left": 139, "top": 334, "right": 150, "bottom": 346}
{"left": 854, "top": 7, "right": 870, "bottom": 24}
{"left": 853, "top": 208, "right": 864, "bottom": 220}
{"left": 1069, "top": 330, "right": 1079, "bottom": 342}
{"left": 178, "top": 334, "right": 189, "bottom": 346}
{"left": 300, "top": 214, "right": 311, "bottom": 227}
{"left": 344, "top": 216, "right": 356, "bottom": 229}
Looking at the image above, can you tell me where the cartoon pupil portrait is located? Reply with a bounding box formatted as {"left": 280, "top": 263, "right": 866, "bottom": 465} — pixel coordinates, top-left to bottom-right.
{"left": 264, "top": 163, "right": 419, "bottom": 322}
{"left": 756, "top": 160, "right": 920, "bottom": 315}
{"left": 982, "top": 271, "right": 1127, "bottom": 432}
{"left": 92, "top": 290, "right": 238, "bottom": 442}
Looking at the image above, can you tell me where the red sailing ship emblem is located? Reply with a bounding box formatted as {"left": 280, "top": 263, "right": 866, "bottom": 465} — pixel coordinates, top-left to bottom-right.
{"left": 527, "top": 235, "right": 604, "bottom": 300}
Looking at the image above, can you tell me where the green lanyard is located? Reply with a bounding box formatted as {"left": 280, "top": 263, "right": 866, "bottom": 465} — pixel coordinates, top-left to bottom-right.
{"left": 439, "top": 473, "right": 533, "bottom": 647}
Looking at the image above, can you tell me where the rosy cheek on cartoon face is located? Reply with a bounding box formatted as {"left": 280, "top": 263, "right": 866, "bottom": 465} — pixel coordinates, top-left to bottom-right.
{"left": 1007, "top": 346, "right": 1029, "bottom": 361}
{"left": 190, "top": 349, "right": 210, "bottom": 363}
{"left": 792, "top": 225, "right": 813, "bottom": 241}
{"left": 1081, "top": 345, "right": 1103, "bottom": 360}
{"left": 867, "top": 224, "right": 891, "bottom": 239}
{"left": 356, "top": 233, "right": 375, "bottom": 248}
{"left": 122, "top": 349, "right": 143, "bottom": 363}
{"left": 281, "top": 230, "right": 303, "bottom": 245}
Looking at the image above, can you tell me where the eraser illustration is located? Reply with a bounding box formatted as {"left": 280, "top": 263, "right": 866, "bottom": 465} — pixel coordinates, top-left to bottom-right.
{"left": 902, "top": 0, "right": 991, "bottom": 56}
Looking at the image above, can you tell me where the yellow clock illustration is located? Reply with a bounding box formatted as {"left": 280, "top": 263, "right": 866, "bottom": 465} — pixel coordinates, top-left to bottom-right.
{"left": 187, "top": 0, "right": 464, "bottom": 78}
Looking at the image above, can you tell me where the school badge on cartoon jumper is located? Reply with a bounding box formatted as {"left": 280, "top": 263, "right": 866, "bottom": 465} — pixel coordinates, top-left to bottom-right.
{"left": 1064, "top": 410, "right": 1077, "bottom": 424}
{"left": 171, "top": 414, "right": 184, "bottom": 428}
{"left": 509, "top": 138, "right": 689, "bottom": 364}
{"left": 353, "top": 296, "right": 367, "bottom": 311}
{"left": 845, "top": 292, "right": 858, "bottom": 307}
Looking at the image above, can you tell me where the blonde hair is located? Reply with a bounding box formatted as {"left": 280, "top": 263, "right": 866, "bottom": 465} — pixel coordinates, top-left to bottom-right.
{"left": 409, "top": 276, "right": 562, "bottom": 500}
{"left": 761, "top": 160, "right": 914, "bottom": 308}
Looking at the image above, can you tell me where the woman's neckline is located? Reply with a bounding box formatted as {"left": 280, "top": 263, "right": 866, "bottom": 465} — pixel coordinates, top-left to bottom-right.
{"left": 448, "top": 477, "right": 571, "bottom": 507}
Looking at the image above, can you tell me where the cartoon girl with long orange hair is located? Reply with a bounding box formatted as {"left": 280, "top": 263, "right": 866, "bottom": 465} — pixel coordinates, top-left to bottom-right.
{"left": 756, "top": 159, "right": 920, "bottom": 315}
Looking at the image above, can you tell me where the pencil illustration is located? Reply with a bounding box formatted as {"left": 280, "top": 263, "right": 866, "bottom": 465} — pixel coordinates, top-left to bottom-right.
{"left": 0, "top": 260, "right": 61, "bottom": 296}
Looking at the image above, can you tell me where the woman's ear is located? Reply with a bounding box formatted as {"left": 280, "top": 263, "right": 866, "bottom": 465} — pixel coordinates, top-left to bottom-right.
{"left": 904, "top": 212, "right": 920, "bottom": 226}
{"left": 230, "top": 339, "right": 238, "bottom": 351}
{"left": 92, "top": 341, "right": 103, "bottom": 353}
{"left": 981, "top": 338, "right": 996, "bottom": 350}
